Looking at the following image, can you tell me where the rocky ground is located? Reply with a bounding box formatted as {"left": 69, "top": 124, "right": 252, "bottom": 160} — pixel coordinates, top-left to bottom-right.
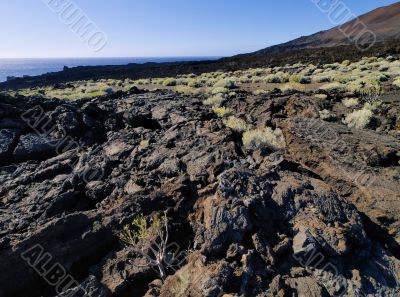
{"left": 0, "top": 85, "right": 399, "bottom": 297}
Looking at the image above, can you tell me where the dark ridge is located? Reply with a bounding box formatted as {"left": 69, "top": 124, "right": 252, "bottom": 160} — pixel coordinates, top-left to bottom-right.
{"left": 1, "top": 40, "right": 400, "bottom": 90}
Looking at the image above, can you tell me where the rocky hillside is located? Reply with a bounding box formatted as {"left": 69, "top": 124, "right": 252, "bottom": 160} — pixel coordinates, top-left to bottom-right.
{"left": 254, "top": 2, "right": 400, "bottom": 54}
{"left": 0, "top": 76, "right": 399, "bottom": 296}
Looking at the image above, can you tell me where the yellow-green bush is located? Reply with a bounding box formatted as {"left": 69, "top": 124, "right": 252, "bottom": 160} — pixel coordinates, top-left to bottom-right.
{"left": 203, "top": 95, "right": 224, "bottom": 106}
{"left": 242, "top": 127, "right": 286, "bottom": 151}
{"left": 343, "top": 107, "right": 373, "bottom": 129}
{"left": 223, "top": 116, "right": 248, "bottom": 132}
{"left": 342, "top": 98, "right": 359, "bottom": 108}
{"left": 212, "top": 106, "right": 234, "bottom": 118}
{"left": 162, "top": 78, "right": 177, "bottom": 86}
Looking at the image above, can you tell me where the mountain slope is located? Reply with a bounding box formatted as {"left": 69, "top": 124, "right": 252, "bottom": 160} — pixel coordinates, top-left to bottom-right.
{"left": 254, "top": 2, "right": 400, "bottom": 54}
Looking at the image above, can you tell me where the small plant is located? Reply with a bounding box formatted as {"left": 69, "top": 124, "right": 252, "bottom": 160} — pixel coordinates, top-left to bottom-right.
{"left": 214, "top": 78, "right": 237, "bottom": 89}
{"left": 120, "top": 213, "right": 180, "bottom": 281}
{"left": 223, "top": 116, "right": 248, "bottom": 132}
{"left": 393, "top": 77, "right": 400, "bottom": 88}
{"left": 264, "top": 72, "right": 290, "bottom": 83}
{"left": 163, "top": 78, "right": 177, "bottom": 86}
{"left": 242, "top": 127, "right": 286, "bottom": 151}
{"left": 314, "top": 94, "right": 328, "bottom": 100}
{"left": 252, "top": 89, "right": 268, "bottom": 96}
{"left": 342, "top": 98, "right": 359, "bottom": 108}
{"left": 279, "top": 82, "right": 306, "bottom": 93}
{"left": 319, "top": 82, "right": 344, "bottom": 92}
{"left": 343, "top": 107, "right": 373, "bottom": 129}
{"left": 203, "top": 95, "right": 224, "bottom": 106}
{"left": 319, "top": 109, "right": 334, "bottom": 121}
{"left": 346, "top": 77, "right": 380, "bottom": 95}
{"left": 289, "top": 74, "right": 311, "bottom": 84}
{"left": 212, "top": 106, "right": 233, "bottom": 118}
{"left": 175, "top": 86, "right": 199, "bottom": 94}
{"left": 187, "top": 79, "right": 202, "bottom": 88}
{"left": 211, "top": 87, "right": 230, "bottom": 95}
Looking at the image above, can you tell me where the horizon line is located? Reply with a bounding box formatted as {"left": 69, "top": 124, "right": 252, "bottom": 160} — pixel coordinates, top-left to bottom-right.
{"left": 0, "top": 55, "right": 224, "bottom": 59}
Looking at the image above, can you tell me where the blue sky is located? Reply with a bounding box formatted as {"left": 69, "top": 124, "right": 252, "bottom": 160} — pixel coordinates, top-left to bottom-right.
{"left": 0, "top": 0, "right": 398, "bottom": 58}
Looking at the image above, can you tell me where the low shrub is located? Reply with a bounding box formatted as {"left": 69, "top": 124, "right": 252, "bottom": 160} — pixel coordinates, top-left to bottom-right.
{"left": 346, "top": 77, "right": 380, "bottom": 95}
{"left": 315, "top": 94, "right": 328, "bottom": 100}
{"left": 211, "top": 87, "right": 230, "bottom": 95}
{"left": 212, "top": 106, "right": 234, "bottom": 118}
{"left": 319, "top": 82, "right": 344, "bottom": 92}
{"left": 280, "top": 83, "right": 306, "bottom": 93}
{"left": 393, "top": 77, "right": 400, "bottom": 88}
{"left": 175, "top": 86, "right": 199, "bottom": 94}
{"left": 342, "top": 98, "right": 359, "bottom": 108}
{"left": 343, "top": 107, "right": 373, "bottom": 129}
{"left": 253, "top": 89, "right": 269, "bottom": 96}
{"left": 223, "top": 116, "right": 248, "bottom": 132}
{"left": 203, "top": 95, "right": 224, "bottom": 106}
{"left": 319, "top": 109, "right": 334, "bottom": 120}
{"left": 162, "top": 78, "right": 177, "bottom": 86}
{"left": 242, "top": 127, "right": 286, "bottom": 151}
{"left": 214, "top": 79, "right": 237, "bottom": 89}
{"left": 289, "top": 75, "right": 311, "bottom": 84}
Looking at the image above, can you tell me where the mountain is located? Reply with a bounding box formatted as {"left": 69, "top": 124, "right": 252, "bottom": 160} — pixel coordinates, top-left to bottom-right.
{"left": 254, "top": 2, "right": 400, "bottom": 54}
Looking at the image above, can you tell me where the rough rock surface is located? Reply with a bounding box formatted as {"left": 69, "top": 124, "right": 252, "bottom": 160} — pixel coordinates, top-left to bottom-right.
{"left": 0, "top": 90, "right": 399, "bottom": 297}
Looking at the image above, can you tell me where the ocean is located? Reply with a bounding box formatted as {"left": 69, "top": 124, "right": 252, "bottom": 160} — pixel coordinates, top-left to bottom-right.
{"left": 0, "top": 57, "right": 221, "bottom": 83}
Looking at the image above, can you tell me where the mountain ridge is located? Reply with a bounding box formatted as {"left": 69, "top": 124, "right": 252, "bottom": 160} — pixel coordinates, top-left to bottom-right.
{"left": 252, "top": 1, "right": 400, "bottom": 55}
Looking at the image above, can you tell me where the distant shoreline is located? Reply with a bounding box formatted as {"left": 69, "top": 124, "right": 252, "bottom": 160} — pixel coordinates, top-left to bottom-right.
{"left": 0, "top": 57, "right": 222, "bottom": 83}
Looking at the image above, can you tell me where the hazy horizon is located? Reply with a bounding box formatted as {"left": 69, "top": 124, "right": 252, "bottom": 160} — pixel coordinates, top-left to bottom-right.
{"left": 1, "top": 0, "right": 398, "bottom": 59}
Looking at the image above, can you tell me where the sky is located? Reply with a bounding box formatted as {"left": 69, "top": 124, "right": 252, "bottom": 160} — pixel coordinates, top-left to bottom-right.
{"left": 0, "top": 0, "right": 398, "bottom": 58}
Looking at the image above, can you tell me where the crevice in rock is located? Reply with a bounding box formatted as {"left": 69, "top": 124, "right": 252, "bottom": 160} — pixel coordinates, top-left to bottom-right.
{"left": 360, "top": 212, "right": 400, "bottom": 259}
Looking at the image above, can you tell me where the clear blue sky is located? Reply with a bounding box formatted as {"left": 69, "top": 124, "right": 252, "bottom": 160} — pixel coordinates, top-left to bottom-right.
{"left": 0, "top": 0, "right": 398, "bottom": 58}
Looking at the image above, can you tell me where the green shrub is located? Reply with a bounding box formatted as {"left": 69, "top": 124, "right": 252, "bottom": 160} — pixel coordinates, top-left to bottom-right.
{"left": 346, "top": 77, "right": 380, "bottom": 95}
{"left": 280, "top": 83, "right": 306, "bottom": 93}
{"left": 289, "top": 74, "right": 311, "bottom": 84}
{"left": 211, "top": 87, "right": 230, "bottom": 95}
{"left": 242, "top": 127, "right": 286, "bottom": 151}
{"left": 252, "top": 89, "right": 269, "bottom": 96}
{"left": 319, "top": 109, "right": 334, "bottom": 120}
{"left": 203, "top": 95, "right": 224, "bottom": 106}
{"left": 319, "top": 82, "right": 344, "bottom": 92}
{"left": 342, "top": 98, "right": 359, "bottom": 108}
{"left": 212, "top": 106, "right": 233, "bottom": 118}
{"left": 264, "top": 72, "right": 290, "bottom": 83}
{"left": 393, "top": 77, "right": 400, "bottom": 88}
{"left": 223, "top": 116, "right": 248, "bottom": 132}
{"left": 315, "top": 94, "right": 328, "bottom": 100}
{"left": 162, "top": 78, "right": 177, "bottom": 86}
{"left": 214, "top": 78, "right": 237, "bottom": 89}
{"left": 343, "top": 107, "right": 373, "bottom": 129}
{"left": 187, "top": 79, "right": 201, "bottom": 88}
{"left": 175, "top": 86, "right": 199, "bottom": 94}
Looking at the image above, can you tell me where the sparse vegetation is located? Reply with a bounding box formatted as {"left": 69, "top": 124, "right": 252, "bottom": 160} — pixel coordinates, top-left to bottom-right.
{"left": 212, "top": 106, "right": 234, "bottom": 118}
{"left": 203, "top": 95, "right": 224, "bottom": 106}
{"left": 319, "top": 82, "right": 343, "bottom": 92}
{"left": 163, "top": 78, "right": 177, "bottom": 86}
{"left": 343, "top": 107, "right": 373, "bottom": 129}
{"left": 319, "top": 109, "right": 334, "bottom": 120}
{"left": 211, "top": 87, "right": 230, "bottom": 95}
{"left": 242, "top": 127, "right": 286, "bottom": 151}
{"left": 120, "top": 213, "right": 175, "bottom": 281}
{"left": 214, "top": 78, "right": 236, "bottom": 89}
{"left": 223, "top": 116, "right": 248, "bottom": 132}
{"left": 342, "top": 98, "right": 359, "bottom": 108}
